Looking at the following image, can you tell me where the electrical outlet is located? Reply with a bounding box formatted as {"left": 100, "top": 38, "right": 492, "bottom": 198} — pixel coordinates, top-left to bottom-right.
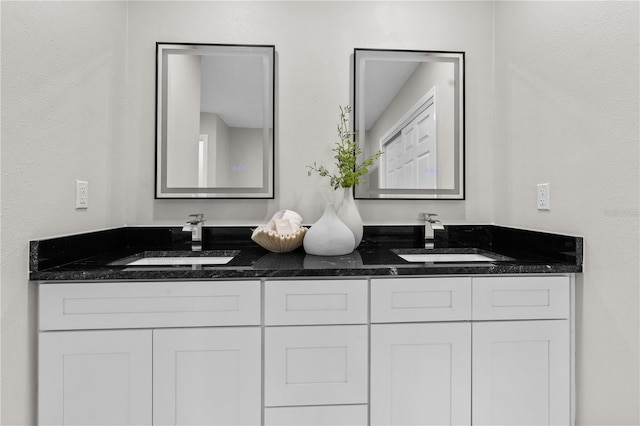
{"left": 537, "top": 183, "right": 550, "bottom": 211}
{"left": 76, "top": 181, "right": 88, "bottom": 209}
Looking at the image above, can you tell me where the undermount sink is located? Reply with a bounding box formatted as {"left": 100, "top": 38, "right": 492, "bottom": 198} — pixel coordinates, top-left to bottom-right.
{"left": 110, "top": 250, "right": 239, "bottom": 267}
{"left": 397, "top": 253, "right": 497, "bottom": 263}
{"left": 125, "top": 256, "right": 235, "bottom": 266}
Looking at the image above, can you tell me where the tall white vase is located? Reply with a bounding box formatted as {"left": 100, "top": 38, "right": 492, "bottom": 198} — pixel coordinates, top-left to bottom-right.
{"left": 303, "top": 203, "right": 355, "bottom": 256}
{"left": 337, "top": 188, "right": 364, "bottom": 248}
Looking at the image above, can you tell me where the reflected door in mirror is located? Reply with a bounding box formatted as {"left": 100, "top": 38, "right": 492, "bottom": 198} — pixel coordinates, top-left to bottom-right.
{"left": 354, "top": 48, "right": 464, "bottom": 200}
{"left": 382, "top": 95, "right": 437, "bottom": 189}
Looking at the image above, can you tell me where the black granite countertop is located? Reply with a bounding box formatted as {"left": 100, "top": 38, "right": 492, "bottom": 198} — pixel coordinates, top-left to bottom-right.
{"left": 29, "top": 225, "right": 583, "bottom": 282}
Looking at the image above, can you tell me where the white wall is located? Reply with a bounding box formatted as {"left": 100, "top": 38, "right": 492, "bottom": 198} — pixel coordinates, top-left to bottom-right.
{"left": 125, "top": 1, "right": 495, "bottom": 224}
{"left": 0, "top": 1, "right": 128, "bottom": 424}
{"left": 493, "top": 2, "right": 639, "bottom": 424}
{"left": 1, "top": 1, "right": 638, "bottom": 424}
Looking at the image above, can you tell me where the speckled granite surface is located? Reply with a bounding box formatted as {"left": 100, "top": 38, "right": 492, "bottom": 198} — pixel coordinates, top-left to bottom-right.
{"left": 29, "top": 225, "right": 582, "bottom": 281}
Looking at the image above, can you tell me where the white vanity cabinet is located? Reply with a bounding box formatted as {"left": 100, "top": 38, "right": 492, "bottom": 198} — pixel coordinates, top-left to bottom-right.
{"left": 37, "top": 280, "right": 262, "bottom": 426}
{"left": 471, "top": 276, "right": 572, "bottom": 426}
{"left": 263, "top": 279, "right": 369, "bottom": 426}
{"left": 38, "top": 274, "right": 574, "bottom": 426}
{"left": 370, "top": 275, "right": 573, "bottom": 426}
{"left": 370, "top": 277, "right": 473, "bottom": 425}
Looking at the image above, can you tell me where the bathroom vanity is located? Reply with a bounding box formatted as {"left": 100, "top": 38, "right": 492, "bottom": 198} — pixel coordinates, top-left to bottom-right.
{"left": 30, "top": 225, "right": 582, "bottom": 426}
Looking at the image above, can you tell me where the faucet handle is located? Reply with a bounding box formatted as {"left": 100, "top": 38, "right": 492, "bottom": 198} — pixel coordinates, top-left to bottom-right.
{"left": 422, "top": 212, "right": 438, "bottom": 222}
{"left": 187, "top": 213, "right": 204, "bottom": 224}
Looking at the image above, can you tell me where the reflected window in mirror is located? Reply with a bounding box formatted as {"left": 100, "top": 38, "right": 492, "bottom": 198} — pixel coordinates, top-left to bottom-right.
{"left": 156, "top": 43, "right": 275, "bottom": 198}
{"left": 353, "top": 48, "right": 464, "bottom": 200}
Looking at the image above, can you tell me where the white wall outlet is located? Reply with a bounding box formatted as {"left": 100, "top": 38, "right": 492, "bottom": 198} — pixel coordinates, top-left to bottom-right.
{"left": 76, "top": 180, "right": 88, "bottom": 209}
{"left": 537, "top": 183, "right": 550, "bottom": 211}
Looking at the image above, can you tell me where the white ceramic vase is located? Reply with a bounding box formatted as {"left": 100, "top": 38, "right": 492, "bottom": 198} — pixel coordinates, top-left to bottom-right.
{"left": 337, "top": 187, "right": 364, "bottom": 247}
{"left": 303, "top": 203, "right": 355, "bottom": 256}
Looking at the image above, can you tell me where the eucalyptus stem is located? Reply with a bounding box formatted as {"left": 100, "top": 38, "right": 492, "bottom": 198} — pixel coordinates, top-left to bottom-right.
{"left": 307, "top": 105, "right": 383, "bottom": 190}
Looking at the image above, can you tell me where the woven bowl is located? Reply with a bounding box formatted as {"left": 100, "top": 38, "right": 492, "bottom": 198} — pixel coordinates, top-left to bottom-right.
{"left": 251, "top": 227, "right": 307, "bottom": 253}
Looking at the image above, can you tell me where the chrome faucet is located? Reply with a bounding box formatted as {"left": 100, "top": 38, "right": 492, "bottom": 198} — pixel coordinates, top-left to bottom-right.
{"left": 182, "top": 214, "right": 204, "bottom": 251}
{"left": 423, "top": 213, "right": 444, "bottom": 248}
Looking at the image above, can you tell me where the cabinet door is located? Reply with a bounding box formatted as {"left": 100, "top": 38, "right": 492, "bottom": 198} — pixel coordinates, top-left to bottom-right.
{"left": 265, "top": 325, "right": 368, "bottom": 407}
{"left": 370, "top": 323, "right": 471, "bottom": 426}
{"left": 472, "top": 320, "right": 570, "bottom": 425}
{"left": 38, "top": 330, "right": 152, "bottom": 426}
{"left": 153, "top": 327, "right": 261, "bottom": 426}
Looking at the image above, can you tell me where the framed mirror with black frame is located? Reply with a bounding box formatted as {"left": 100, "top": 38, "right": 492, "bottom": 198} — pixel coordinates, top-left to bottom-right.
{"left": 353, "top": 48, "right": 465, "bottom": 200}
{"left": 155, "top": 43, "right": 275, "bottom": 199}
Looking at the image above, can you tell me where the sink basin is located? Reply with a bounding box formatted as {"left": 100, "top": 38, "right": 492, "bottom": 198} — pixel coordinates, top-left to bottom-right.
{"left": 109, "top": 250, "right": 240, "bottom": 267}
{"left": 125, "top": 256, "right": 234, "bottom": 266}
{"left": 398, "top": 253, "right": 496, "bottom": 263}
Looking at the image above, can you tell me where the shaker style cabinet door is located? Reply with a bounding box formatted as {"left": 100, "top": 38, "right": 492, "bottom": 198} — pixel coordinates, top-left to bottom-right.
{"left": 472, "top": 320, "right": 571, "bottom": 426}
{"left": 370, "top": 322, "right": 472, "bottom": 426}
{"left": 38, "top": 329, "right": 152, "bottom": 426}
{"left": 152, "top": 327, "right": 262, "bottom": 426}
{"left": 264, "top": 325, "right": 368, "bottom": 407}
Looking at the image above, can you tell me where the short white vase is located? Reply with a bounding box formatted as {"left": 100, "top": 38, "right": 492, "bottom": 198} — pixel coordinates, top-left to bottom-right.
{"left": 303, "top": 203, "right": 355, "bottom": 256}
{"left": 337, "top": 188, "right": 364, "bottom": 247}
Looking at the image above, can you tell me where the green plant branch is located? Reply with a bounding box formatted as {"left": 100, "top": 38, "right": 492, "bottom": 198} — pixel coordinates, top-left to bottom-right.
{"left": 307, "top": 105, "right": 383, "bottom": 190}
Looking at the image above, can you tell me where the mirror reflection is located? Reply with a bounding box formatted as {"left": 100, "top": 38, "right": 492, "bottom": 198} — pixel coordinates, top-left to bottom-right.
{"left": 156, "top": 43, "right": 275, "bottom": 198}
{"left": 353, "top": 49, "right": 464, "bottom": 199}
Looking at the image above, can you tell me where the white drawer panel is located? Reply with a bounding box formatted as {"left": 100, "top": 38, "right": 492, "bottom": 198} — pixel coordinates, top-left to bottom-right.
{"left": 371, "top": 277, "right": 472, "bottom": 323}
{"left": 265, "top": 405, "right": 368, "bottom": 426}
{"left": 39, "top": 281, "right": 261, "bottom": 330}
{"left": 264, "top": 325, "right": 368, "bottom": 407}
{"left": 265, "top": 279, "right": 367, "bottom": 325}
{"left": 472, "top": 275, "right": 570, "bottom": 320}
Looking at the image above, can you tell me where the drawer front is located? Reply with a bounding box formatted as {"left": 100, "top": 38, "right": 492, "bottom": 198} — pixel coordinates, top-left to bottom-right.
{"left": 264, "top": 405, "right": 368, "bottom": 426}
{"left": 371, "top": 277, "right": 472, "bottom": 323}
{"left": 472, "top": 275, "right": 570, "bottom": 320}
{"left": 264, "top": 325, "right": 368, "bottom": 407}
{"left": 39, "top": 281, "right": 261, "bottom": 330}
{"left": 265, "top": 279, "right": 367, "bottom": 325}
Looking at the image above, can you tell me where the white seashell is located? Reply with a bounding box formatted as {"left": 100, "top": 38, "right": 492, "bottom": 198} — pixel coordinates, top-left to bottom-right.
{"left": 251, "top": 226, "right": 307, "bottom": 253}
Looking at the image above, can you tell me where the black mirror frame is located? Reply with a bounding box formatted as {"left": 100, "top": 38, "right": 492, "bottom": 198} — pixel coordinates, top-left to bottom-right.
{"left": 353, "top": 48, "right": 465, "bottom": 200}
{"left": 155, "top": 42, "right": 276, "bottom": 199}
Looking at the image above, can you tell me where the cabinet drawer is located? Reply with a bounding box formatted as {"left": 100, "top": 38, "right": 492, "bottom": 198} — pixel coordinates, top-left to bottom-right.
{"left": 265, "top": 405, "right": 368, "bottom": 426}
{"left": 472, "top": 275, "right": 570, "bottom": 320}
{"left": 264, "top": 325, "right": 368, "bottom": 407}
{"left": 39, "top": 281, "right": 261, "bottom": 330}
{"left": 265, "top": 279, "right": 367, "bottom": 325}
{"left": 371, "top": 277, "right": 472, "bottom": 323}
